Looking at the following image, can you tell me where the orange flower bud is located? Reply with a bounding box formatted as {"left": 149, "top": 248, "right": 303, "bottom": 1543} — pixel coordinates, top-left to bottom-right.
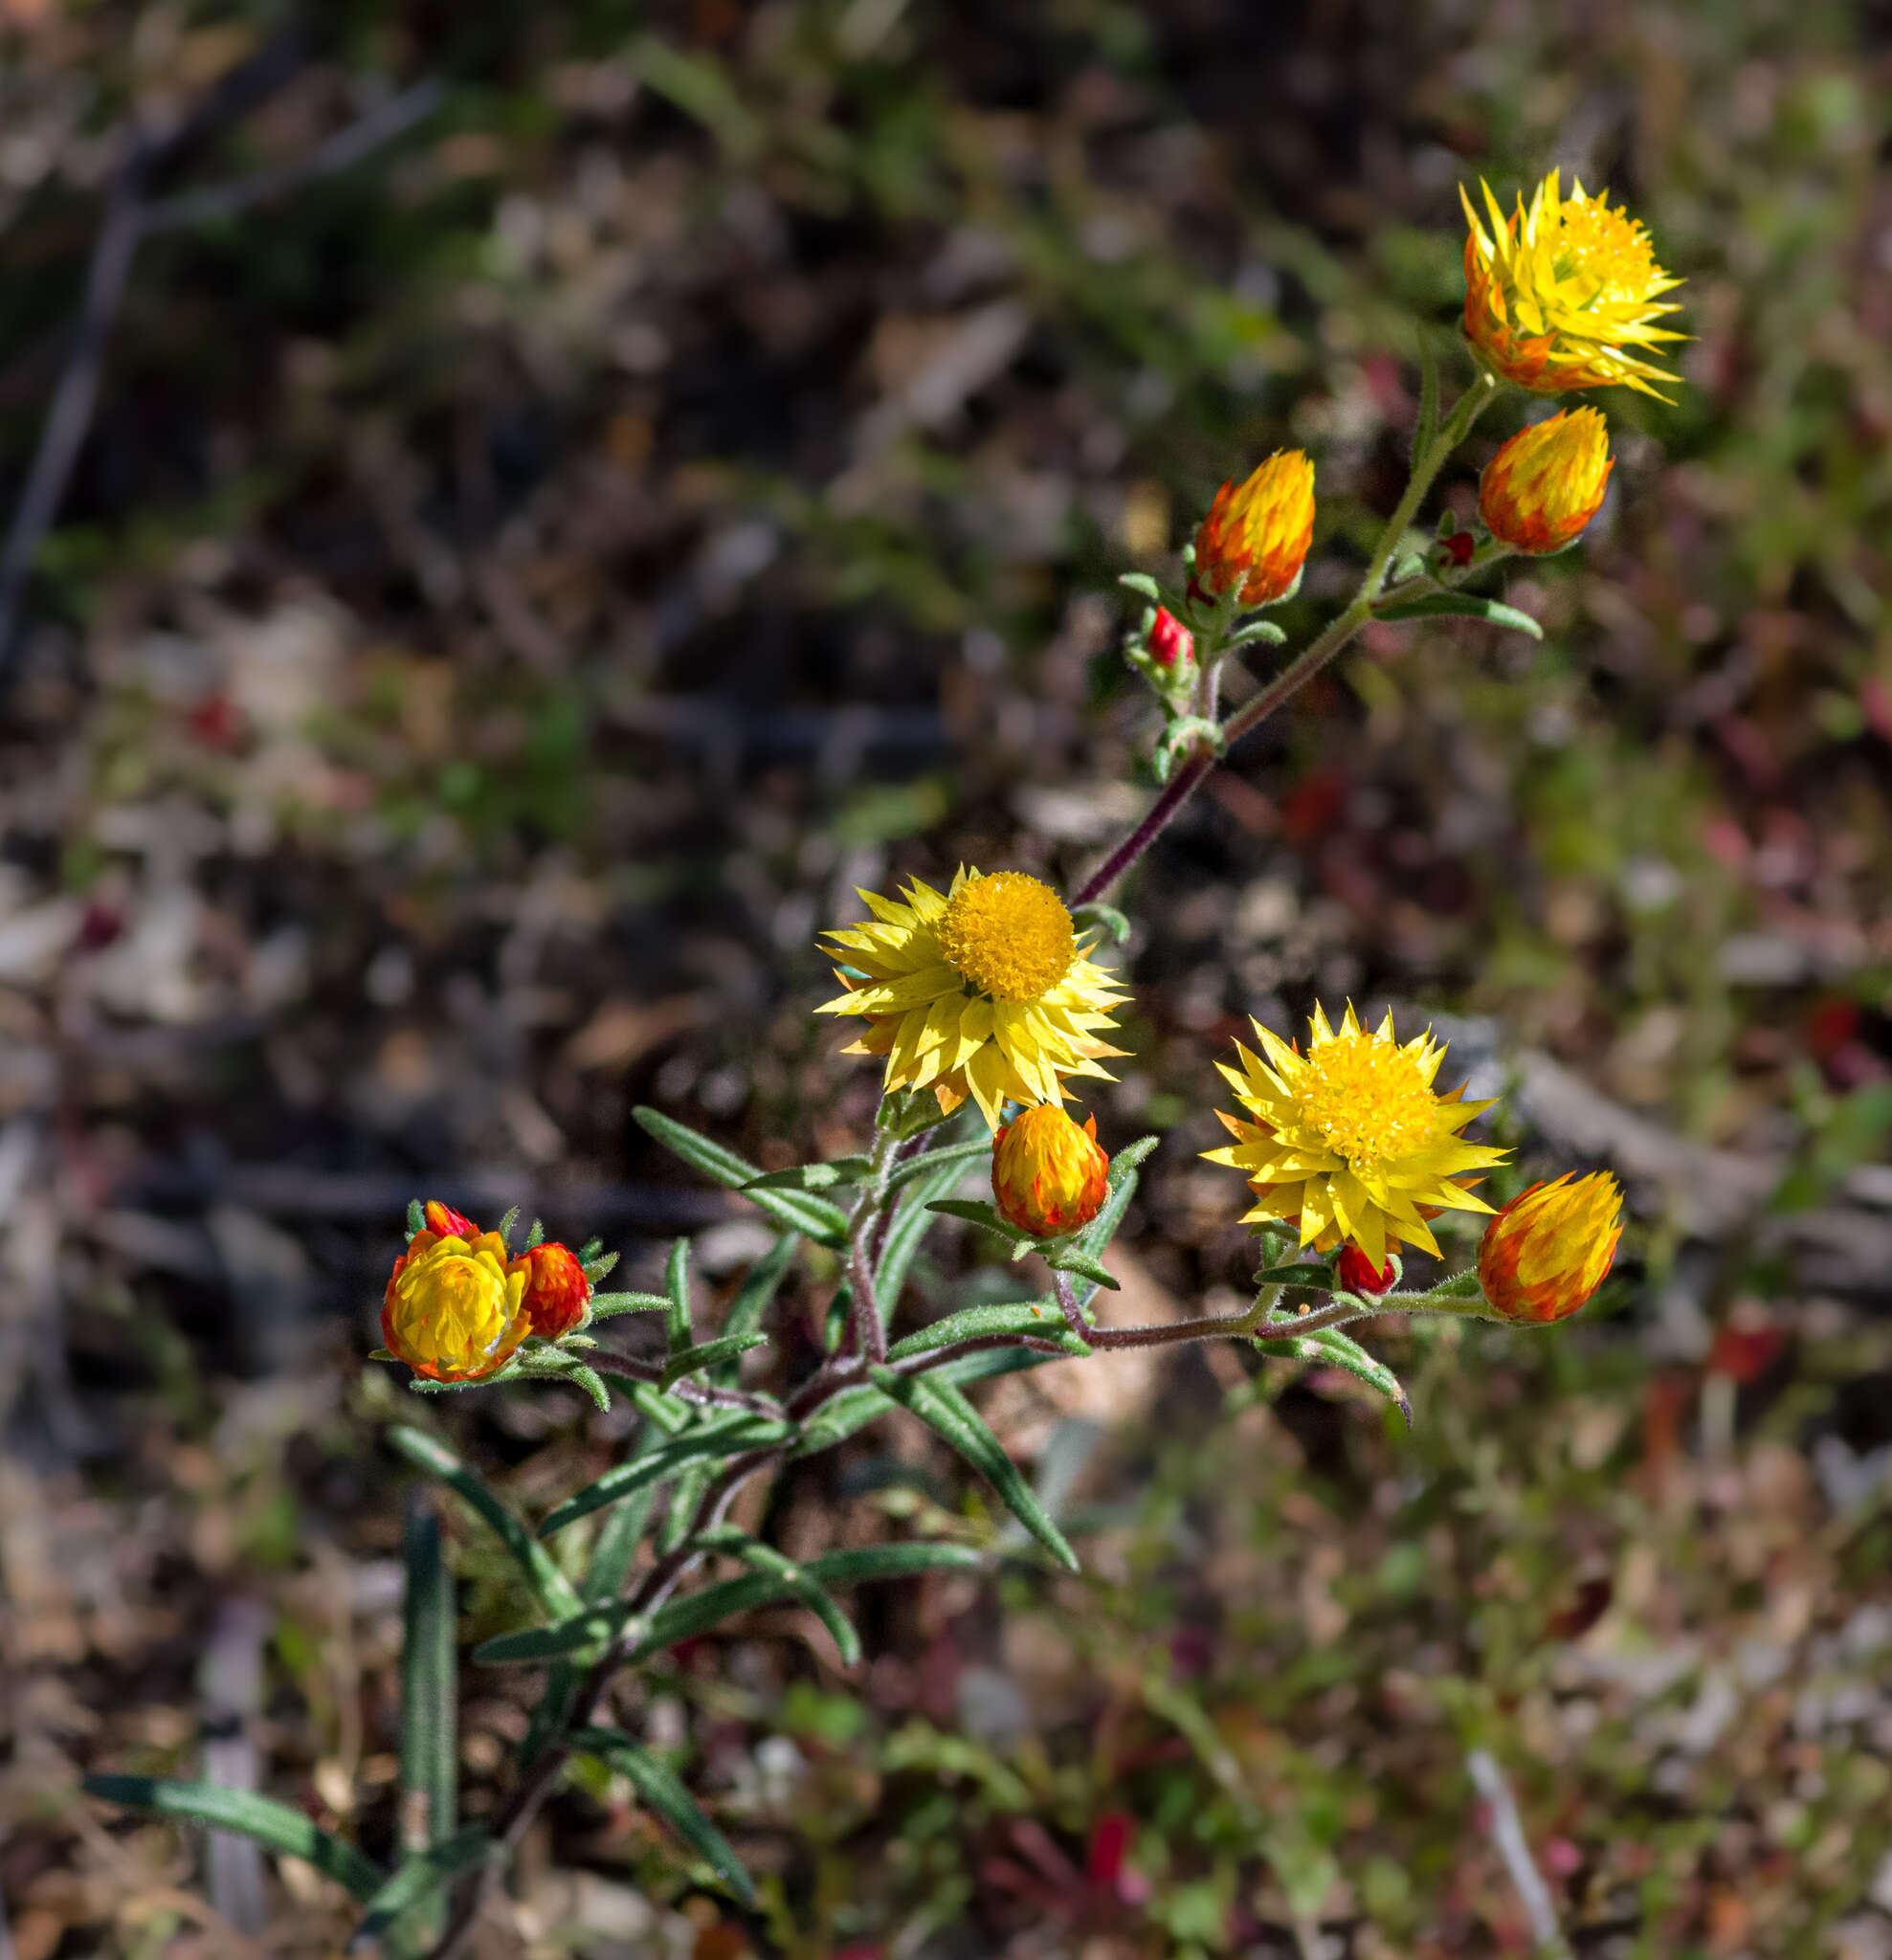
{"left": 519, "top": 1240, "right": 592, "bottom": 1339}
{"left": 1476, "top": 1173, "right": 1623, "bottom": 1325}
{"left": 991, "top": 1104, "right": 1109, "bottom": 1238}
{"left": 382, "top": 1227, "right": 528, "bottom": 1382}
{"left": 422, "top": 1199, "right": 481, "bottom": 1239}
{"left": 1479, "top": 409, "right": 1613, "bottom": 554}
{"left": 1191, "top": 451, "right": 1314, "bottom": 607}
{"left": 1334, "top": 1244, "right": 1394, "bottom": 1297}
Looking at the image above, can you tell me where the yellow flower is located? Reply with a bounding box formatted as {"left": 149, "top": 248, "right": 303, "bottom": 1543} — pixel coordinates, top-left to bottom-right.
{"left": 817, "top": 868, "right": 1128, "bottom": 1127}
{"left": 1476, "top": 1173, "right": 1623, "bottom": 1324}
{"left": 1479, "top": 408, "right": 1614, "bottom": 554}
{"left": 382, "top": 1228, "right": 529, "bottom": 1382}
{"left": 992, "top": 1104, "right": 1109, "bottom": 1237}
{"left": 1203, "top": 1004, "right": 1508, "bottom": 1262}
{"left": 1460, "top": 170, "right": 1683, "bottom": 400}
{"left": 1191, "top": 450, "right": 1315, "bottom": 607}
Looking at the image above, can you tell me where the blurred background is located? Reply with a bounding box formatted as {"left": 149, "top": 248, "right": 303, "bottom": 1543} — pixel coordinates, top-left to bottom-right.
{"left": 3, "top": 0, "right": 1891, "bottom": 1954}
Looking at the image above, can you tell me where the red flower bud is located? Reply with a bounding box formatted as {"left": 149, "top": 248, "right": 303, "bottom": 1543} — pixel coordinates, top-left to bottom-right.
{"left": 1335, "top": 1244, "right": 1394, "bottom": 1297}
{"left": 517, "top": 1240, "right": 593, "bottom": 1339}
{"left": 1441, "top": 529, "right": 1476, "bottom": 568}
{"left": 422, "top": 1199, "right": 481, "bottom": 1240}
{"left": 1148, "top": 607, "right": 1194, "bottom": 672}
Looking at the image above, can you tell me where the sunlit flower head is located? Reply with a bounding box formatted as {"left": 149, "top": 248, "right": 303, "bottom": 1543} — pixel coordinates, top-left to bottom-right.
{"left": 1477, "top": 1173, "right": 1622, "bottom": 1324}
{"left": 1203, "top": 1004, "right": 1508, "bottom": 1262}
{"left": 1460, "top": 171, "right": 1683, "bottom": 400}
{"left": 382, "top": 1226, "right": 528, "bottom": 1382}
{"left": 1191, "top": 450, "right": 1315, "bottom": 607}
{"left": 992, "top": 1103, "right": 1109, "bottom": 1238}
{"left": 1480, "top": 408, "right": 1614, "bottom": 553}
{"left": 519, "top": 1240, "right": 592, "bottom": 1339}
{"left": 817, "top": 868, "right": 1128, "bottom": 1128}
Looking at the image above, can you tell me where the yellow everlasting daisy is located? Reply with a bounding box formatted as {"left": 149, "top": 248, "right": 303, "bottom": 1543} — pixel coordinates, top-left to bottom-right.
{"left": 1460, "top": 170, "right": 1684, "bottom": 400}
{"left": 1203, "top": 1004, "right": 1508, "bottom": 1262}
{"left": 816, "top": 868, "right": 1127, "bottom": 1127}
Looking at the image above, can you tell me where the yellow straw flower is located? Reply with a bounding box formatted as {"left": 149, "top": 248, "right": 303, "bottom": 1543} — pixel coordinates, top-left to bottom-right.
{"left": 1479, "top": 408, "right": 1614, "bottom": 554}
{"left": 382, "top": 1227, "right": 529, "bottom": 1382}
{"left": 1203, "top": 1004, "right": 1508, "bottom": 1262}
{"left": 1191, "top": 450, "right": 1315, "bottom": 607}
{"left": 991, "top": 1104, "right": 1109, "bottom": 1237}
{"left": 1460, "top": 170, "right": 1683, "bottom": 400}
{"left": 1477, "top": 1173, "right": 1623, "bottom": 1324}
{"left": 817, "top": 868, "right": 1127, "bottom": 1127}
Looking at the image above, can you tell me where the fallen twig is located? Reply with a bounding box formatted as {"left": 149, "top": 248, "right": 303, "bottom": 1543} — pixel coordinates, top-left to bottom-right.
{"left": 1467, "top": 1747, "right": 1573, "bottom": 1959}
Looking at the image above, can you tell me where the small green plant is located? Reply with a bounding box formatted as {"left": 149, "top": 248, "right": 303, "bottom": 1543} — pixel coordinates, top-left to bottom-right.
{"left": 88, "top": 166, "right": 1673, "bottom": 1955}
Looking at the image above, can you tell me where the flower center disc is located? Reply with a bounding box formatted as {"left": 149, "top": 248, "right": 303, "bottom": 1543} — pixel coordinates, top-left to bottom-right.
{"left": 939, "top": 873, "right": 1076, "bottom": 1001}
{"left": 1298, "top": 1034, "right": 1438, "bottom": 1171}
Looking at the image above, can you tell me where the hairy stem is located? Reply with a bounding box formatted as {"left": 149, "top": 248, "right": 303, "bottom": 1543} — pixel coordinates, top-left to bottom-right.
{"left": 1074, "top": 371, "right": 1500, "bottom": 905}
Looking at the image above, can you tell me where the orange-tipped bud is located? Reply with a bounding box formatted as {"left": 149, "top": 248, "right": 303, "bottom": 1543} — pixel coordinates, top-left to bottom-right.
{"left": 422, "top": 1198, "right": 481, "bottom": 1240}
{"left": 382, "top": 1227, "right": 528, "bottom": 1382}
{"left": 1479, "top": 409, "right": 1613, "bottom": 554}
{"left": 1191, "top": 451, "right": 1314, "bottom": 607}
{"left": 1147, "top": 607, "right": 1194, "bottom": 673}
{"left": 518, "top": 1240, "right": 592, "bottom": 1339}
{"left": 991, "top": 1104, "right": 1109, "bottom": 1238}
{"left": 1334, "top": 1244, "right": 1394, "bottom": 1297}
{"left": 1476, "top": 1173, "right": 1623, "bottom": 1325}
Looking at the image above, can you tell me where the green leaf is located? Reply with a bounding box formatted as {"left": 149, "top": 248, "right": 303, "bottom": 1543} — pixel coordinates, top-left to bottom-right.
{"left": 1256, "top": 1324, "right": 1412, "bottom": 1428}
{"left": 1225, "top": 618, "right": 1287, "bottom": 648}
{"left": 1413, "top": 323, "right": 1440, "bottom": 467}
{"left": 585, "top": 1484, "right": 657, "bottom": 1604}
{"left": 933, "top": 1346, "right": 1067, "bottom": 1388}
{"left": 389, "top": 1429, "right": 583, "bottom": 1621}
{"left": 715, "top": 1538, "right": 860, "bottom": 1665}
{"left": 865, "top": 1367, "right": 1078, "bottom": 1570}
{"left": 634, "top": 1107, "right": 848, "bottom": 1244}
{"left": 742, "top": 1158, "right": 871, "bottom": 1192}
{"left": 660, "top": 1333, "right": 769, "bottom": 1390}
{"left": 926, "top": 1197, "right": 1036, "bottom": 1248}
{"left": 1373, "top": 591, "right": 1543, "bottom": 639}
{"left": 568, "top": 1728, "right": 755, "bottom": 1906}
{"left": 81, "top": 1777, "right": 383, "bottom": 1903}
{"left": 888, "top": 1299, "right": 1087, "bottom": 1362}
{"left": 1042, "top": 1246, "right": 1120, "bottom": 1291}
{"left": 588, "top": 1290, "right": 673, "bottom": 1319}
{"left": 877, "top": 1150, "right": 984, "bottom": 1316}
{"left": 803, "top": 1542, "right": 983, "bottom": 1585}
{"left": 525, "top": 1217, "right": 545, "bottom": 1250}
{"left": 1117, "top": 571, "right": 1164, "bottom": 602}
{"left": 1254, "top": 1260, "right": 1334, "bottom": 1287}
{"left": 399, "top": 1497, "right": 456, "bottom": 1849}
{"left": 1070, "top": 902, "right": 1132, "bottom": 947}
{"left": 789, "top": 1380, "right": 894, "bottom": 1458}
{"left": 716, "top": 1235, "right": 795, "bottom": 1381}
{"left": 625, "top": 1378, "right": 695, "bottom": 1436}
{"left": 405, "top": 1198, "right": 424, "bottom": 1238}
{"left": 537, "top": 1415, "right": 792, "bottom": 1538}
{"left": 657, "top": 1459, "right": 713, "bottom": 1555}
{"left": 664, "top": 1238, "right": 693, "bottom": 1354}
{"left": 883, "top": 1137, "right": 991, "bottom": 1195}
{"left": 496, "top": 1204, "right": 520, "bottom": 1248}
{"left": 351, "top": 1827, "right": 491, "bottom": 1949}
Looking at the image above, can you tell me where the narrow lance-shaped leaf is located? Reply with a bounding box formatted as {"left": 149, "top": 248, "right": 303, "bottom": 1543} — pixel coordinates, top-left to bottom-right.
{"left": 634, "top": 1106, "right": 848, "bottom": 1244}
{"left": 399, "top": 1494, "right": 456, "bottom": 1851}
{"left": 389, "top": 1428, "right": 583, "bottom": 1620}
{"left": 661, "top": 1333, "right": 768, "bottom": 1390}
{"left": 657, "top": 1459, "right": 713, "bottom": 1556}
{"left": 1373, "top": 591, "right": 1543, "bottom": 639}
{"left": 664, "top": 1237, "right": 692, "bottom": 1354}
{"left": 1256, "top": 1323, "right": 1412, "bottom": 1429}
{"left": 883, "top": 1135, "right": 991, "bottom": 1194}
{"left": 888, "top": 1299, "right": 1088, "bottom": 1363}
{"left": 741, "top": 1157, "right": 870, "bottom": 1192}
{"left": 81, "top": 1777, "right": 384, "bottom": 1903}
{"left": 867, "top": 1366, "right": 1079, "bottom": 1570}
{"left": 568, "top": 1728, "right": 755, "bottom": 1906}
{"left": 538, "top": 1414, "right": 791, "bottom": 1538}
{"left": 588, "top": 1290, "right": 673, "bottom": 1320}
{"left": 348, "top": 1828, "right": 491, "bottom": 1951}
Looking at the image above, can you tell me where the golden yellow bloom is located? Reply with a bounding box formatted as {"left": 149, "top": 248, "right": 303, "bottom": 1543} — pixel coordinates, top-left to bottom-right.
{"left": 1460, "top": 171, "right": 1683, "bottom": 400}
{"left": 992, "top": 1104, "right": 1109, "bottom": 1237}
{"left": 1479, "top": 409, "right": 1614, "bottom": 554}
{"left": 1476, "top": 1173, "right": 1623, "bottom": 1324}
{"left": 382, "top": 1228, "right": 529, "bottom": 1382}
{"left": 1203, "top": 1004, "right": 1507, "bottom": 1262}
{"left": 1191, "top": 450, "right": 1315, "bottom": 606}
{"left": 817, "top": 868, "right": 1127, "bottom": 1127}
